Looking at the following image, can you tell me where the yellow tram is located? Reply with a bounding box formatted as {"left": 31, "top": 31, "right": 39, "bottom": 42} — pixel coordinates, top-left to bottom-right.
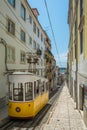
{"left": 8, "top": 72, "right": 49, "bottom": 118}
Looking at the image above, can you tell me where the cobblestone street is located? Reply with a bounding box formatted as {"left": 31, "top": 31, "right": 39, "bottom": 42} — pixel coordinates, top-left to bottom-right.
{"left": 41, "top": 83, "right": 86, "bottom": 130}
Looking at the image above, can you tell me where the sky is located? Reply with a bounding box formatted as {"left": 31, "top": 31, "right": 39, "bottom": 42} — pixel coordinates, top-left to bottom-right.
{"left": 28, "top": 0, "right": 69, "bottom": 68}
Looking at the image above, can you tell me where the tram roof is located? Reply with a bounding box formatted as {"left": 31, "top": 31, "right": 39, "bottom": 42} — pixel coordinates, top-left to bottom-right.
{"left": 12, "top": 71, "right": 33, "bottom": 75}
{"left": 9, "top": 71, "right": 48, "bottom": 83}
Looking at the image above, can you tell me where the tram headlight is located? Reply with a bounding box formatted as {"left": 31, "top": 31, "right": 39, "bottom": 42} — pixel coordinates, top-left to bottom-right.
{"left": 16, "top": 107, "right": 21, "bottom": 112}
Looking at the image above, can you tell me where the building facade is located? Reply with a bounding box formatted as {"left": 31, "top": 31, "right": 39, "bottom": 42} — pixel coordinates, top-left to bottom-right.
{"left": 68, "top": 0, "right": 87, "bottom": 126}
{"left": 44, "top": 32, "right": 53, "bottom": 91}
{"left": 0, "top": 0, "right": 55, "bottom": 105}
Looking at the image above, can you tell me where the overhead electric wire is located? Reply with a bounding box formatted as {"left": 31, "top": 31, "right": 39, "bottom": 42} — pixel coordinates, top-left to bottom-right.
{"left": 44, "top": 0, "right": 62, "bottom": 67}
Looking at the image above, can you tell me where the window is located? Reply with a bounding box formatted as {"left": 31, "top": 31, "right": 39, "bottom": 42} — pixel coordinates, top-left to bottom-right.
{"left": 29, "top": 15, "right": 32, "bottom": 24}
{"left": 75, "top": 44, "right": 76, "bottom": 59}
{"left": 80, "top": 0, "right": 83, "bottom": 17}
{"left": 41, "top": 59, "right": 43, "bottom": 66}
{"left": 21, "top": 30, "right": 25, "bottom": 42}
{"left": 74, "top": 21, "right": 77, "bottom": 37}
{"left": 41, "top": 70, "right": 43, "bottom": 76}
{"left": 21, "top": 4, "right": 26, "bottom": 20}
{"left": 13, "top": 83, "right": 23, "bottom": 101}
{"left": 29, "top": 36, "right": 32, "bottom": 44}
{"left": 33, "top": 40, "right": 36, "bottom": 49}
{"left": 33, "top": 21, "right": 36, "bottom": 33}
{"left": 71, "top": 47, "right": 73, "bottom": 62}
{"left": 41, "top": 82, "right": 45, "bottom": 93}
{"left": 37, "top": 27, "right": 40, "bottom": 37}
{"left": 7, "top": 46, "right": 15, "bottom": 63}
{"left": 37, "top": 70, "right": 39, "bottom": 75}
{"left": 80, "top": 30, "right": 83, "bottom": 54}
{"left": 46, "top": 82, "right": 49, "bottom": 91}
{"left": 25, "top": 82, "right": 33, "bottom": 101}
{"left": 20, "top": 51, "right": 25, "bottom": 63}
{"left": 8, "top": 0, "right": 15, "bottom": 7}
{"left": 34, "top": 81, "right": 39, "bottom": 98}
{"left": 9, "top": 82, "right": 14, "bottom": 100}
{"left": 37, "top": 44, "right": 40, "bottom": 49}
{"left": 7, "top": 18, "right": 15, "bottom": 35}
{"left": 41, "top": 33, "right": 43, "bottom": 41}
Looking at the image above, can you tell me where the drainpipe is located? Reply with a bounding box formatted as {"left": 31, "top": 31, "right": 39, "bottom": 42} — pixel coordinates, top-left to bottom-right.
{"left": 0, "top": 38, "right": 8, "bottom": 71}
{"left": 76, "top": 0, "right": 78, "bottom": 109}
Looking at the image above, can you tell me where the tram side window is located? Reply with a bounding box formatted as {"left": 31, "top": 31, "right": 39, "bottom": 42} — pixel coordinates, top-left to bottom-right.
{"left": 13, "top": 83, "right": 23, "bottom": 101}
{"left": 41, "top": 82, "right": 45, "bottom": 93}
{"left": 34, "top": 81, "right": 39, "bottom": 98}
{"left": 37, "top": 80, "right": 40, "bottom": 94}
{"left": 25, "top": 82, "right": 33, "bottom": 101}
{"left": 46, "top": 82, "right": 49, "bottom": 91}
{"left": 9, "top": 82, "right": 14, "bottom": 100}
{"left": 44, "top": 82, "right": 46, "bottom": 92}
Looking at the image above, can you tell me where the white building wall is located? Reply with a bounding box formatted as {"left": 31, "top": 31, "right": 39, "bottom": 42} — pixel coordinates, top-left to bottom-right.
{"left": 0, "top": 0, "right": 46, "bottom": 99}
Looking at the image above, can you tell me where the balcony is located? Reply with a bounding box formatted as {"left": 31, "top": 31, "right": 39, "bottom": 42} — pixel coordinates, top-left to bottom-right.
{"left": 45, "top": 48, "right": 52, "bottom": 57}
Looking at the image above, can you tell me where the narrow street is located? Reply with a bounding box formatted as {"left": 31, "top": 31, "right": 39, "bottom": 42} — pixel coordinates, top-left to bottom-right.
{"left": 0, "top": 0, "right": 87, "bottom": 129}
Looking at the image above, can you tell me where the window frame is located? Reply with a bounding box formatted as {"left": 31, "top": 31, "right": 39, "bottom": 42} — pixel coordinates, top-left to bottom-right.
{"left": 13, "top": 83, "right": 24, "bottom": 101}
{"left": 29, "top": 15, "right": 32, "bottom": 24}
{"left": 20, "top": 29, "right": 26, "bottom": 42}
{"left": 33, "top": 21, "right": 36, "bottom": 34}
{"left": 29, "top": 36, "right": 32, "bottom": 45}
{"left": 7, "top": 18, "right": 15, "bottom": 35}
{"left": 25, "top": 82, "right": 33, "bottom": 101}
{"left": 21, "top": 3, "right": 26, "bottom": 21}
{"left": 75, "top": 43, "right": 76, "bottom": 59}
{"left": 37, "top": 27, "right": 40, "bottom": 38}
{"left": 33, "top": 40, "right": 37, "bottom": 49}
{"left": 7, "top": 46, "right": 15, "bottom": 63}
{"left": 20, "top": 50, "right": 26, "bottom": 64}
{"left": 9, "top": 82, "right": 14, "bottom": 100}
{"left": 80, "top": 0, "right": 83, "bottom": 17}
{"left": 74, "top": 21, "right": 77, "bottom": 37}
{"left": 80, "top": 29, "right": 84, "bottom": 54}
{"left": 41, "top": 33, "right": 43, "bottom": 42}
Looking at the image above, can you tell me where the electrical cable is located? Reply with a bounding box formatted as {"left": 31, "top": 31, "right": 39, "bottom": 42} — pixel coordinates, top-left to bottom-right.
{"left": 44, "top": 0, "right": 62, "bottom": 67}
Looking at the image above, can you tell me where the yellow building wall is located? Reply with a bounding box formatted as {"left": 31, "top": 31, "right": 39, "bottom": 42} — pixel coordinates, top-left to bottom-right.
{"left": 84, "top": 0, "right": 87, "bottom": 59}
{"left": 77, "top": 1, "right": 80, "bottom": 62}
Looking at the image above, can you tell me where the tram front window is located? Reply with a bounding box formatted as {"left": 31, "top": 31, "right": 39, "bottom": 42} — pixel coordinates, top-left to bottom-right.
{"left": 13, "top": 83, "right": 23, "bottom": 101}
{"left": 25, "top": 82, "right": 33, "bottom": 101}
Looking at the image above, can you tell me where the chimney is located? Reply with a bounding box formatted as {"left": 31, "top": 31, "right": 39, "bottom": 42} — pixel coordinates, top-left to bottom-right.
{"left": 32, "top": 8, "right": 39, "bottom": 18}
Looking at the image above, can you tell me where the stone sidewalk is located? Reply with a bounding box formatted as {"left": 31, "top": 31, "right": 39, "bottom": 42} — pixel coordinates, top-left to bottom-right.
{"left": 41, "top": 83, "right": 86, "bottom": 130}
{"left": 0, "top": 105, "right": 8, "bottom": 121}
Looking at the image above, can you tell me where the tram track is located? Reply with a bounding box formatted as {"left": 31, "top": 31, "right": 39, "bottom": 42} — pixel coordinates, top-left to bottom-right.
{"left": 0, "top": 84, "right": 64, "bottom": 130}
{"left": 0, "top": 118, "right": 17, "bottom": 130}
{"left": 10, "top": 103, "right": 51, "bottom": 130}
